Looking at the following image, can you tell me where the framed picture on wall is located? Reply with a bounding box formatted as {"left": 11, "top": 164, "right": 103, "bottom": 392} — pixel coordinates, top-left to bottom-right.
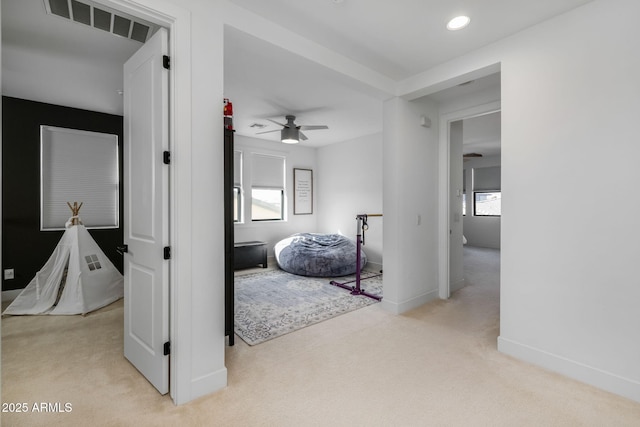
{"left": 293, "top": 168, "right": 313, "bottom": 215}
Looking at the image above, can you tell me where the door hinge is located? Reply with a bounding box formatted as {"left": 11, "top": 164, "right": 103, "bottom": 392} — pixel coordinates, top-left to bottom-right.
{"left": 163, "top": 341, "right": 171, "bottom": 356}
{"left": 164, "top": 246, "right": 171, "bottom": 260}
{"left": 163, "top": 151, "right": 171, "bottom": 165}
{"left": 163, "top": 55, "right": 170, "bottom": 70}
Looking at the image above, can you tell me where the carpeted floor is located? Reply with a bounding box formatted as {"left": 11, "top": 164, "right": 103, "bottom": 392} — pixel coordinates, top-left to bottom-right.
{"left": 234, "top": 269, "right": 382, "bottom": 345}
{"left": 2, "top": 246, "right": 640, "bottom": 426}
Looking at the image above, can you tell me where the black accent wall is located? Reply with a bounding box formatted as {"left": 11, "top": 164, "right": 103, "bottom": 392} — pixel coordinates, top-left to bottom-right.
{"left": 2, "top": 97, "right": 124, "bottom": 292}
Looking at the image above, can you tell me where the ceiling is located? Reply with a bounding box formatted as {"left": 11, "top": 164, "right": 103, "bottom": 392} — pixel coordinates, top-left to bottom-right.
{"left": 2, "top": 0, "right": 593, "bottom": 149}
{"left": 228, "top": 0, "right": 593, "bottom": 81}
{"left": 223, "top": 26, "right": 385, "bottom": 146}
{"left": 461, "top": 111, "right": 501, "bottom": 157}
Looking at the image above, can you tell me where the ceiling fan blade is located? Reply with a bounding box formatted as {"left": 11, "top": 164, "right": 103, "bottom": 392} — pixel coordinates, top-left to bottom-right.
{"left": 299, "top": 131, "right": 308, "bottom": 141}
{"left": 299, "top": 125, "right": 328, "bottom": 131}
{"left": 266, "top": 118, "right": 286, "bottom": 127}
{"left": 463, "top": 153, "right": 483, "bottom": 158}
{"left": 255, "top": 129, "right": 282, "bottom": 135}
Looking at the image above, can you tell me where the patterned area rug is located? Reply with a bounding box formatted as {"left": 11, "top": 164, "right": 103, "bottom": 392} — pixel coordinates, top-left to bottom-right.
{"left": 234, "top": 269, "right": 382, "bottom": 345}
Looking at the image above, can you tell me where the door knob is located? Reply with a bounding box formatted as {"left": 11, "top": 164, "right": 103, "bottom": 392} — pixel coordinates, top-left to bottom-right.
{"left": 116, "top": 244, "right": 129, "bottom": 255}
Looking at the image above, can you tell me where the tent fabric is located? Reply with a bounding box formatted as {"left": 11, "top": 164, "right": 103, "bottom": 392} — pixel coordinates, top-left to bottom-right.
{"left": 3, "top": 223, "right": 124, "bottom": 316}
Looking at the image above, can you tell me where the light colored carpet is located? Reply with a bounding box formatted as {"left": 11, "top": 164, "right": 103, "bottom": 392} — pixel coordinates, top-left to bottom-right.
{"left": 234, "top": 269, "right": 382, "bottom": 345}
{"left": 2, "top": 246, "right": 640, "bottom": 426}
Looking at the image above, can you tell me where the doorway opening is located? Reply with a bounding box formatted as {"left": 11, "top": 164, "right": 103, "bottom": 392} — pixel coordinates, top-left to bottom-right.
{"left": 449, "top": 110, "right": 501, "bottom": 296}
{"left": 1, "top": 0, "right": 176, "bottom": 401}
{"left": 435, "top": 72, "right": 502, "bottom": 344}
{"left": 432, "top": 73, "right": 501, "bottom": 300}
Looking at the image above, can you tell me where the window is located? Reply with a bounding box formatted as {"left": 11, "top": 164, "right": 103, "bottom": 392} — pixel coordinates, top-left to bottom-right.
{"left": 462, "top": 193, "right": 467, "bottom": 216}
{"left": 233, "top": 187, "right": 241, "bottom": 222}
{"left": 85, "top": 254, "right": 102, "bottom": 271}
{"left": 233, "top": 150, "right": 242, "bottom": 222}
{"left": 474, "top": 191, "right": 501, "bottom": 216}
{"left": 251, "top": 188, "right": 284, "bottom": 221}
{"left": 462, "top": 169, "right": 467, "bottom": 216}
{"left": 40, "top": 126, "right": 119, "bottom": 230}
{"left": 251, "top": 154, "right": 285, "bottom": 221}
{"left": 472, "top": 166, "right": 501, "bottom": 217}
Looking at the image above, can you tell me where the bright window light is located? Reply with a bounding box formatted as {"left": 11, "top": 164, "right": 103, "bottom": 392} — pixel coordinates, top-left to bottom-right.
{"left": 447, "top": 16, "right": 470, "bottom": 31}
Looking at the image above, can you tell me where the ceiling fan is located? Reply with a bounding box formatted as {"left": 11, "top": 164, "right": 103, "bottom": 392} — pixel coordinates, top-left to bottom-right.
{"left": 256, "top": 115, "right": 328, "bottom": 143}
{"left": 463, "top": 153, "right": 483, "bottom": 161}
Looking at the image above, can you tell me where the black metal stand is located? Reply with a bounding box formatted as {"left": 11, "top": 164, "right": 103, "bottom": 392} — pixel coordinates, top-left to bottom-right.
{"left": 330, "top": 214, "right": 382, "bottom": 301}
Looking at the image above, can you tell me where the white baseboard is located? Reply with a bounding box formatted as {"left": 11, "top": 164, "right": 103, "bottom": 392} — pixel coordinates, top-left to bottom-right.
{"left": 498, "top": 336, "right": 640, "bottom": 403}
{"left": 381, "top": 288, "right": 439, "bottom": 315}
{"left": 2, "top": 289, "right": 22, "bottom": 302}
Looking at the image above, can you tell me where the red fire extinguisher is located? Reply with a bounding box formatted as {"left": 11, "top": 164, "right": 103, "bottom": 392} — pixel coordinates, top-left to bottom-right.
{"left": 223, "top": 98, "right": 233, "bottom": 116}
{"left": 223, "top": 98, "right": 233, "bottom": 130}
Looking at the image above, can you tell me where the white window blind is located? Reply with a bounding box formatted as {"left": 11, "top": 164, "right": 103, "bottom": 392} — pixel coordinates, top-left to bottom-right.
{"left": 251, "top": 154, "right": 284, "bottom": 189}
{"left": 233, "top": 150, "right": 242, "bottom": 187}
{"left": 473, "top": 166, "right": 501, "bottom": 191}
{"left": 41, "top": 126, "right": 119, "bottom": 230}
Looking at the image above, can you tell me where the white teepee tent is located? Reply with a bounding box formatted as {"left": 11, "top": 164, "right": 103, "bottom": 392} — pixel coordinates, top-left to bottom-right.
{"left": 3, "top": 216, "right": 124, "bottom": 316}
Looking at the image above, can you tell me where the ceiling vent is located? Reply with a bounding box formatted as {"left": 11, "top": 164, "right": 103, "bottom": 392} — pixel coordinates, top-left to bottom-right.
{"left": 44, "top": 0, "right": 158, "bottom": 43}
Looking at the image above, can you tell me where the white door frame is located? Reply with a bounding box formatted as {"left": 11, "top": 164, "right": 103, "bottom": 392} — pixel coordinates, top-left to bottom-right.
{"left": 438, "top": 100, "right": 501, "bottom": 299}
{"left": 94, "top": 0, "right": 192, "bottom": 404}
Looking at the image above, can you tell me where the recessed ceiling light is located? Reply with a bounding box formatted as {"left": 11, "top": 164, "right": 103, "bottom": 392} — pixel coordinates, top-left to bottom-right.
{"left": 447, "top": 16, "right": 470, "bottom": 31}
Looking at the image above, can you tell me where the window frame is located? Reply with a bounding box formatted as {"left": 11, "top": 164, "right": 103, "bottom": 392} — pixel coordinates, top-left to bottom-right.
{"left": 462, "top": 192, "right": 467, "bottom": 216}
{"left": 233, "top": 186, "right": 242, "bottom": 223}
{"left": 250, "top": 187, "right": 285, "bottom": 222}
{"left": 233, "top": 150, "right": 243, "bottom": 223}
{"left": 473, "top": 190, "right": 502, "bottom": 217}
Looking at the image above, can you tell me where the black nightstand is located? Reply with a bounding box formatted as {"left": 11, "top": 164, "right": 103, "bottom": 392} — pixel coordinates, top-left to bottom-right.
{"left": 234, "top": 241, "right": 268, "bottom": 269}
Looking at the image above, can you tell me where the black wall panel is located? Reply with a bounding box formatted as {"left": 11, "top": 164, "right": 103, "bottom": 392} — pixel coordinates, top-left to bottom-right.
{"left": 2, "top": 97, "right": 124, "bottom": 291}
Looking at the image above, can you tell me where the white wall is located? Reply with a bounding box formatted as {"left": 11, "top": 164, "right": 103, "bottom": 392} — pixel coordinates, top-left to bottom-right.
{"left": 500, "top": 0, "right": 640, "bottom": 402}
{"left": 170, "top": 0, "right": 226, "bottom": 404}
{"left": 449, "top": 120, "right": 464, "bottom": 292}
{"left": 316, "top": 133, "right": 383, "bottom": 271}
{"left": 463, "top": 155, "right": 501, "bottom": 249}
{"left": 2, "top": 44, "right": 125, "bottom": 115}
{"left": 382, "top": 97, "right": 440, "bottom": 313}
{"left": 234, "top": 135, "right": 317, "bottom": 258}
{"left": 398, "top": 0, "right": 640, "bottom": 402}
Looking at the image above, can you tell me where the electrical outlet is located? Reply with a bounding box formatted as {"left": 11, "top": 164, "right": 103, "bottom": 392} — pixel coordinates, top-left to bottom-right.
{"left": 4, "top": 269, "right": 15, "bottom": 280}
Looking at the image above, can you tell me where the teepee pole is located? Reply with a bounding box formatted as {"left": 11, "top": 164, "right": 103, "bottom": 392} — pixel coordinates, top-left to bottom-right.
{"left": 67, "top": 201, "right": 83, "bottom": 225}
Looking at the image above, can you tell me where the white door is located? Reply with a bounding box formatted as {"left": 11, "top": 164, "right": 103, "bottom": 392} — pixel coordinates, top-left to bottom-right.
{"left": 123, "top": 27, "right": 170, "bottom": 394}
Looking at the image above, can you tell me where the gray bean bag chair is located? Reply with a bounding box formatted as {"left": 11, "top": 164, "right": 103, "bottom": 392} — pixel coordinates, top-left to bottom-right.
{"left": 274, "top": 233, "right": 367, "bottom": 277}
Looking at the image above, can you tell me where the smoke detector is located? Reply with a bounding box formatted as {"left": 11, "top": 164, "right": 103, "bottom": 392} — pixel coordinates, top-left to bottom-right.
{"left": 44, "top": 0, "right": 159, "bottom": 43}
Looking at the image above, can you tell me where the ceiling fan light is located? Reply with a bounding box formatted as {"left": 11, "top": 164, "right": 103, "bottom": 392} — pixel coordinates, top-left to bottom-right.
{"left": 281, "top": 127, "right": 299, "bottom": 144}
